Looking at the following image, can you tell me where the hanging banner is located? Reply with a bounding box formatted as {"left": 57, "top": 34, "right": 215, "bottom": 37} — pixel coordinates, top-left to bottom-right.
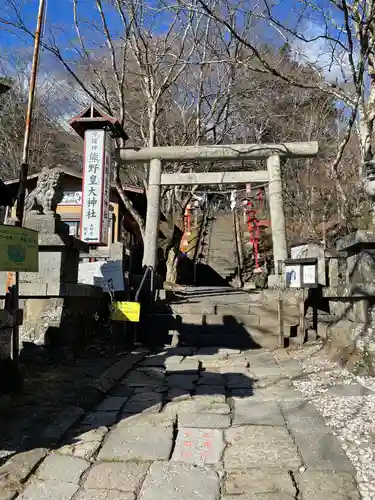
{"left": 81, "top": 129, "right": 111, "bottom": 245}
{"left": 0, "top": 225, "right": 38, "bottom": 272}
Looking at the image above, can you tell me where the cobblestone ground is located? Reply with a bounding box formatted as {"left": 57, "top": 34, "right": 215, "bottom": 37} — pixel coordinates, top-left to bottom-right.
{"left": 1, "top": 346, "right": 369, "bottom": 500}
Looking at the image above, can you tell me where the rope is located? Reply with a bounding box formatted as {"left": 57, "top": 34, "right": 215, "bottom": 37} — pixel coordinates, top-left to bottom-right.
{"left": 176, "top": 182, "right": 269, "bottom": 196}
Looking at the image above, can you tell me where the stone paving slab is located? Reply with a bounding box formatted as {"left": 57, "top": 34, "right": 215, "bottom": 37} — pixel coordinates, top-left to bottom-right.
{"left": 57, "top": 435, "right": 103, "bottom": 460}
{"left": 297, "top": 469, "right": 360, "bottom": 499}
{"left": 138, "top": 461, "right": 220, "bottom": 500}
{"left": 172, "top": 428, "right": 225, "bottom": 465}
{"left": 95, "top": 397, "right": 130, "bottom": 412}
{"left": 247, "top": 385, "right": 303, "bottom": 401}
{"left": 195, "top": 385, "right": 226, "bottom": 398}
{"left": 224, "top": 425, "right": 302, "bottom": 469}
{"left": 167, "top": 374, "right": 198, "bottom": 389}
{"left": 248, "top": 364, "right": 284, "bottom": 379}
{"left": 167, "top": 388, "right": 191, "bottom": 401}
{"left": 178, "top": 412, "right": 231, "bottom": 428}
{"left": 232, "top": 401, "right": 285, "bottom": 427}
{"left": 36, "top": 454, "right": 89, "bottom": 484}
{"left": 0, "top": 489, "right": 17, "bottom": 500}
{"left": 139, "top": 354, "right": 168, "bottom": 367}
{"left": 166, "top": 361, "right": 200, "bottom": 373}
{"left": 109, "top": 385, "right": 134, "bottom": 398}
{"left": 193, "top": 392, "right": 226, "bottom": 403}
{"left": 0, "top": 448, "right": 47, "bottom": 491}
{"left": 17, "top": 480, "right": 79, "bottom": 500}
{"left": 326, "top": 382, "right": 373, "bottom": 397}
{"left": 117, "top": 413, "right": 175, "bottom": 428}
{"left": 84, "top": 462, "right": 149, "bottom": 491}
{"left": 281, "top": 400, "right": 355, "bottom": 473}
{"left": 121, "top": 393, "right": 162, "bottom": 414}
{"left": 122, "top": 371, "right": 165, "bottom": 388}
{"left": 197, "top": 373, "right": 225, "bottom": 385}
{"left": 79, "top": 411, "right": 118, "bottom": 429}
{"left": 97, "top": 423, "right": 173, "bottom": 462}
{"left": 222, "top": 494, "right": 295, "bottom": 500}
{"left": 41, "top": 406, "right": 85, "bottom": 446}
{"left": 163, "top": 400, "right": 231, "bottom": 417}
{"left": 75, "top": 490, "right": 135, "bottom": 500}
{"left": 226, "top": 374, "right": 255, "bottom": 389}
{"left": 225, "top": 468, "right": 295, "bottom": 496}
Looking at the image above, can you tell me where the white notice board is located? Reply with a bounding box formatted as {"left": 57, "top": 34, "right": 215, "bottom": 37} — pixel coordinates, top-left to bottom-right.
{"left": 78, "top": 260, "right": 124, "bottom": 291}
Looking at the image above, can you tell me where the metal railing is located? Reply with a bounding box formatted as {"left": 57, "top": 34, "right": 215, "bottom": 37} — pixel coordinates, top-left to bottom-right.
{"left": 135, "top": 265, "right": 154, "bottom": 302}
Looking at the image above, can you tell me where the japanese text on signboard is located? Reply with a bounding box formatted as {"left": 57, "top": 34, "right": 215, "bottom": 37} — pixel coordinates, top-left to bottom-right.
{"left": 81, "top": 129, "right": 110, "bottom": 244}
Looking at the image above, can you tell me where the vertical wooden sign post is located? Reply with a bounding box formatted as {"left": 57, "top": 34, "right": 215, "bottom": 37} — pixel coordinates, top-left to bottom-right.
{"left": 68, "top": 104, "right": 128, "bottom": 248}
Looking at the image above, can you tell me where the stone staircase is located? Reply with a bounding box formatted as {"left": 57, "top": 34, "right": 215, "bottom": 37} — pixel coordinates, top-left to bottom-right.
{"left": 206, "top": 212, "right": 238, "bottom": 284}
{"left": 140, "top": 287, "right": 300, "bottom": 349}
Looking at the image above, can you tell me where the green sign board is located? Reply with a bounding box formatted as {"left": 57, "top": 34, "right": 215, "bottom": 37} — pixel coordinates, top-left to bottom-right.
{"left": 0, "top": 225, "right": 38, "bottom": 272}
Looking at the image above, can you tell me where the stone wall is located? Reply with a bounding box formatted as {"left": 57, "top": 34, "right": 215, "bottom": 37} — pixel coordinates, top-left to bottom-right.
{"left": 0, "top": 309, "right": 12, "bottom": 359}
{"left": 20, "top": 284, "right": 105, "bottom": 356}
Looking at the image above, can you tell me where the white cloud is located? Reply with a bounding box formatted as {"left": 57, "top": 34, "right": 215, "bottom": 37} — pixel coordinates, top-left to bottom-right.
{"left": 288, "top": 20, "right": 354, "bottom": 83}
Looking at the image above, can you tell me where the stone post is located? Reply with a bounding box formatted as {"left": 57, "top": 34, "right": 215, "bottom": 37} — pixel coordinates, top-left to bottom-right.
{"left": 267, "top": 154, "right": 288, "bottom": 276}
{"left": 142, "top": 158, "right": 162, "bottom": 268}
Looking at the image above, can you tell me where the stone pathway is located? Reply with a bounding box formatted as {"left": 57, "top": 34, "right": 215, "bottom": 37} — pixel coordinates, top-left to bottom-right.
{"left": 2, "top": 347, "right": 369, "bottom": 500}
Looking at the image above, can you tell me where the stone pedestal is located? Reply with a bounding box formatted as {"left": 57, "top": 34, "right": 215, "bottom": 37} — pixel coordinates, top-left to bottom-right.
{"left": 321, "top": 230, "right": 375, "bottom": 349}
{"left": 19, "top": 212, "right": 89, "bottom": 296}
{"left": 336, "top": 230, "right": 375, "bottom": 284}
{"left": 0, "top": 212, "right": 106, "bottom": 356}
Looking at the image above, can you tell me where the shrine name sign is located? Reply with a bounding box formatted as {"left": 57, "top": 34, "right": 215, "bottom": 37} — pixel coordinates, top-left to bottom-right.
{"left": 80, "top": 129, "right": 111, "bottom": 245}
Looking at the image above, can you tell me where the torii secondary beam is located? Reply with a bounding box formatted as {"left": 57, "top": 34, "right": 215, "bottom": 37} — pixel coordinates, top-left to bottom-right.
{"left": 160, "top": 171, "right": 269, "bottom": 185}
{"left": 118, "top": 141, "right": 318, "bottom": 163}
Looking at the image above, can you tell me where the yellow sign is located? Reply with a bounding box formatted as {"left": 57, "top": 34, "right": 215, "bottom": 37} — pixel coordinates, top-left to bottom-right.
{"left": 0, "top": 225, "right": 38, "bottom": 272}
{"left": 110, "top": 301, "right": 141, "bottom": 322}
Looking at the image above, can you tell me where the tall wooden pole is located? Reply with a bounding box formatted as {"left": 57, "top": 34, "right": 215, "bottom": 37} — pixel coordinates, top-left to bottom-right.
{"left": 11, "top": 0, "right": 46, "bottom": 360}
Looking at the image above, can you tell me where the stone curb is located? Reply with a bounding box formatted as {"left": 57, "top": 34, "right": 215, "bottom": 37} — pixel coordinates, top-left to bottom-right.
{"left": 0, "top": 349, "right": 149, "bottom": 499}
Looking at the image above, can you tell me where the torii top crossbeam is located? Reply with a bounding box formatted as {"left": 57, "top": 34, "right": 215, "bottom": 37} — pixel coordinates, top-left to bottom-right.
{"left": 117, "top": 141, "right": 318, "bottom": 163}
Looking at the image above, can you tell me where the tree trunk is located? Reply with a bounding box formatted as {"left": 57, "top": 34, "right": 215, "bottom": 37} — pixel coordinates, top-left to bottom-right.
{"left": 115, "top": 162, "right": 145, "bottom": 241}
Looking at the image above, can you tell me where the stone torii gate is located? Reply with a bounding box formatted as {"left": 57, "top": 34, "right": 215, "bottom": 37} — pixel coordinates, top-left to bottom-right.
{"left": 117, "top": 142, "right": 318, "bottom": 283}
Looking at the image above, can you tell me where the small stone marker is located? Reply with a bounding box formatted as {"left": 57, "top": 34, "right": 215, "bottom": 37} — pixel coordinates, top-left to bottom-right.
{"left": 172, "top": 427, "right": 225, "bottom": 465}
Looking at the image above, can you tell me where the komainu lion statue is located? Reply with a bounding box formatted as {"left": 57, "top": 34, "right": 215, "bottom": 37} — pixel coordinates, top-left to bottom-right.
{"left": 25, "top": 167, "right": 64, "bottom": 214}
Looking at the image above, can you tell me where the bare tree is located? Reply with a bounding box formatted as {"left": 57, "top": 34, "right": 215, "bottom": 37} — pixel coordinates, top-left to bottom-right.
{"left": 183, "top": 0, "right": 373, "bottom": 220}
{"left": 0, "top": 71, "right": 81, "bottom": 181}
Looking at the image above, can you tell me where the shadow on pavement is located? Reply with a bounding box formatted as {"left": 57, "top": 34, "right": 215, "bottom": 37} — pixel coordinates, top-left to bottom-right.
{"left": 0, "top": 347, "right": 259, "bottom": 470}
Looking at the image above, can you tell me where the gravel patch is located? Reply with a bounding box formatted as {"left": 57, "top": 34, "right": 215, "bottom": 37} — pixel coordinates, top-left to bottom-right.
{"left": 289, "top": 345, "right": 375, "bottom": 500}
